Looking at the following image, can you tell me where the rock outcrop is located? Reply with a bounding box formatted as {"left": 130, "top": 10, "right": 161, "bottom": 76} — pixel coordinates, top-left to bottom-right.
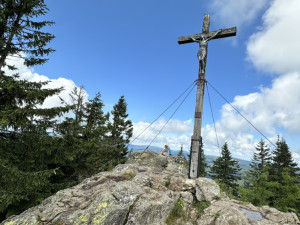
{"left": 2, "top": 150, "right": 299, "bottom": 225}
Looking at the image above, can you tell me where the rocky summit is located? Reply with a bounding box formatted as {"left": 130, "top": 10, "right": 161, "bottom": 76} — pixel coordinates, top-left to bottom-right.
{"left": 1, "top": 150, "right": 299, "bottom": 225}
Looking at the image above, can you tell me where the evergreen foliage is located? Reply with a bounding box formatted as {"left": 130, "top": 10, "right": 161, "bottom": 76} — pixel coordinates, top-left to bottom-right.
{"left": 0, "top": 1, "right": 69, "bottom": 218}
{"left": 0, "top": 0, "right": 55, "bottom": 69}
{"left": 240, "top": 140, "right": 273, "bottom": 206}
{"left": 108, "top": 96, "right": 133, "bottom": 163}
{"left": 83, "top": 92, "right": 108, "bottom": 140}
{"left": 177, "top": 145, "right": 184, "bottom": 158}
{"left": 199, "top": 138, "right": 208, "bottom": 177}
{"left": 270, "top": 137, "right": 299, "bottom": 180}
{"left": 240, "top": 171, "right": 274, "bottom": 206}
{"left": 209, "top": 142, "right": 241, "bottom": 193}
{"left": 239, "top": 138, "right": 300, "bottom": 215}
{"left": 269, "top": 169, "right": 300, "bottom": 212}
{"left": 268, "top": 137, "right": 300, "bottom": 213}
{"left": 0, "top": 72, "right": 70, "bottom": 217}
{"left": 54, "top": 89, "right": 116, "bottom": 183}
{"left": 0, "top": 2, "right": 134, "bottom": 220}
{"left": 0, "top": 82, "right": 133, "bottom": 220}
{"left": 250, "top": 139, "right": 271, "bottom": 175}
{"left": 80, "top": 92, "right": 112, "bottom": 175}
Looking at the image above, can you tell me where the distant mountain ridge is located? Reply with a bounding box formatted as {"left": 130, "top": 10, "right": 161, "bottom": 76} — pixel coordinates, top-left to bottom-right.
{"left": 128, "top": 144, "right": 251, "bottom": 172}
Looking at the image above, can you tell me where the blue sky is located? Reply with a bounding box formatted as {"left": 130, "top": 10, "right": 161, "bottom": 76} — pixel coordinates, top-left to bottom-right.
{"left": 5, "top": 0, "right": 300, "bottom": 162}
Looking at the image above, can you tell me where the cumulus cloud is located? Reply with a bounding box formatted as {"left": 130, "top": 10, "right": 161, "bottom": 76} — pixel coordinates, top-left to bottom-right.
{"left": 203, "top": 72, "right": 300, "bottom": 160}
{"left": 210, "top": 0, "right": 269, "bottom": 28}
{"left": 4, "top": 55, "right": 88, "bottom": 110}
{"left": 220, "top": 73, "right": 300, "bottom": 134}
{"left": 247, "top": 0, "right": 300, "bottom": 74}
{"left": 132, "top": 119, "right": 193, "bottom": 150}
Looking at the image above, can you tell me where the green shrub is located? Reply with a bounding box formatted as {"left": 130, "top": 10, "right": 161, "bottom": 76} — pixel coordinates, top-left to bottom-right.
{"left": 214, "top": 211, "right": 221, "bottom": 220}
{"left": 166, "top": 197, "right": 184, "bottom": 225}
{"left": 192, "top": 200, "right": 210, "bottom": 214}
{"left": 122, "top": 171, "right": 136, "bottom": 180}
{"left": 165, "top": 177, "right": 171, "bottom": 188}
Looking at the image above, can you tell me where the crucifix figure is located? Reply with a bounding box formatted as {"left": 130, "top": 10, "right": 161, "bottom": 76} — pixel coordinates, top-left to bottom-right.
{"left": 191, "top": 30, "right": 220, "bottom": 74}
{"left": 178, "top": 14, "right": 236, "bottom": 178}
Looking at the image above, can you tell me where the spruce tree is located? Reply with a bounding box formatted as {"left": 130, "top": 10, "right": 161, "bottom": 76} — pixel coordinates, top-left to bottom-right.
{"left": 54, "top": 90, "right": 110, "bottom": 183}
{"left": 81, "top": 92, "right": 111, "bottom": 175}
{"left": 199, "top": 138, "right": 208, "bottom": 177}
{"left": 177, "top": 145, "right": 184, "bottom": 158}
{"left": 0, "top": 1, "right": 69, "bottom": 219}
{"left": 209, "top": 142, "right": 242, "bottom": 193}
{"left": 270, "top": 169, "right": 300, "bottom": 212}
{"left": 108, "top": 96, "right": 133, "bottom": 163}
{"left": 250, "top": 139, "right": 272, "bottom": 175}
{"left": 244, "top": 140, "right": 271, "bottom": 189}
{"left": 0, "top": 0, "right": 55, "bottom": 69}
{"left": 270, "top": 137, "right": 299, "bottom": 180}
{"left": 240, "top": 140, "right": 273, "bottom": 206}
{"left": 54, "top": 86, "right": 86, "bottom": 184}
{"left": 177, "top": 145, "right": 189, "bottom": 170}
{"left": 268, "top": 137, "right": 300, "bottom": 212}
{"left": 83, "top": 92, "right": 108, "bottom": 140}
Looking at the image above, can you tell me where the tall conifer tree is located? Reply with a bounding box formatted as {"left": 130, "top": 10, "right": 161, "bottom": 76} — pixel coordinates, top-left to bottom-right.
{"left": 210, "top": 142, "right": 241, "bottom": 193}
{"left": 177, "top": 145, "right": 184, "bottom": 158}
{"left": 0, "top": 0, "right": 54, "bottom": 69}
{"left": 199, "top": 138, "right": 208, "bottom": 177}
{"left": 240, "top": 140, "right": 273, "bottom": 206}
{"left": 81, "top": 92, "right": 110, "bottom": 175}
{"left": 108, "top": 96, "right": 133, "bottom": 162}
{"left": 270, "top": 137, "right": 299, "bottom": 180}
{"left": 54, "top": 90, "right": 111, "bottom": 183}
{"left": 83, "top": 92, "right": 108, "bottom": 140}
{"left": 0, "top": 0, "right": 69, "bottom": 219}
{"left": 268, "top": 137, "right": 300, "bottom": 212}
{"left": 250, "top": 139, "right": 272, "bottom": 175}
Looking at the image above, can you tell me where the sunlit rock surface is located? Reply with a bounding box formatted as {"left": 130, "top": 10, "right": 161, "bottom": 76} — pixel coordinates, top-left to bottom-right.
{"left": 1, "top": 150, "right": 299, "bottom": 225}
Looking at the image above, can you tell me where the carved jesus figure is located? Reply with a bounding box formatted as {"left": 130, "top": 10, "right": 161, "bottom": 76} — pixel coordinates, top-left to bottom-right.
{"left": 191, "top": 30, "right": 221, "bottom": 74}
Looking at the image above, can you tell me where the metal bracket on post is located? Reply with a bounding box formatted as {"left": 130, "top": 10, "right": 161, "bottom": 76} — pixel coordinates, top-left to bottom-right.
{"left": 198, "top": 78, "right": 206, "bottom": 83}
{"left": 195, "top": 112, "right": 202, "bottom": 118}
{"left": 191, "top": 138, "right": 201, "bottom": 142}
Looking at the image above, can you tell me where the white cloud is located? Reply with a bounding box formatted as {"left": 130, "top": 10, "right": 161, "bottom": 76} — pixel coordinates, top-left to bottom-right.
{"left": 202, "top": 121, "right": 257, "bottom": 159}
{"left": 210, "top": 0, "right": 269, "bottom": 28}
{"left": 291, "top": 150, "right": 300, "bottom": 165}
{"left": 223, "top": 72, "right": 300, "bottom": 134}
{"left": 202, "top": 72, "right": 300, "bottom": 160}
{"left": 247, "top": 0, "right": 300, "bottom": 74}
{"left": 4, "top": 55, "right": 88, "bottom": 111}
{"left": 132, "top": 119, "right": 193, "bottom": 150}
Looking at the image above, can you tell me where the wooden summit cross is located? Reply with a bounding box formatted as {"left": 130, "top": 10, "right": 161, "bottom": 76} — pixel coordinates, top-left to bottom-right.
{"left": 178, "top": 14, "right": 236, "bottom": 178}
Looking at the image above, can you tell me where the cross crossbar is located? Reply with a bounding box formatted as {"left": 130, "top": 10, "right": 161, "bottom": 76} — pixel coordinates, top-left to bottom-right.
{"left": 178, "top": 27, "right": 237, "bottom": 44}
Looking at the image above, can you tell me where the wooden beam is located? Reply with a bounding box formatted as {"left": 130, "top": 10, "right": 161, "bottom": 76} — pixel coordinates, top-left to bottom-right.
{"left": 202, "top": 14, "right": 210, "bottom": 33}
{"left": 177, "top": 27, "right": 237, "bottom": 45}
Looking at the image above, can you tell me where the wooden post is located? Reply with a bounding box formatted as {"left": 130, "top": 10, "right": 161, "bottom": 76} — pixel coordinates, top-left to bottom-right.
{"left": 178, "top": 14, "right": 236, "bottom": 178}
